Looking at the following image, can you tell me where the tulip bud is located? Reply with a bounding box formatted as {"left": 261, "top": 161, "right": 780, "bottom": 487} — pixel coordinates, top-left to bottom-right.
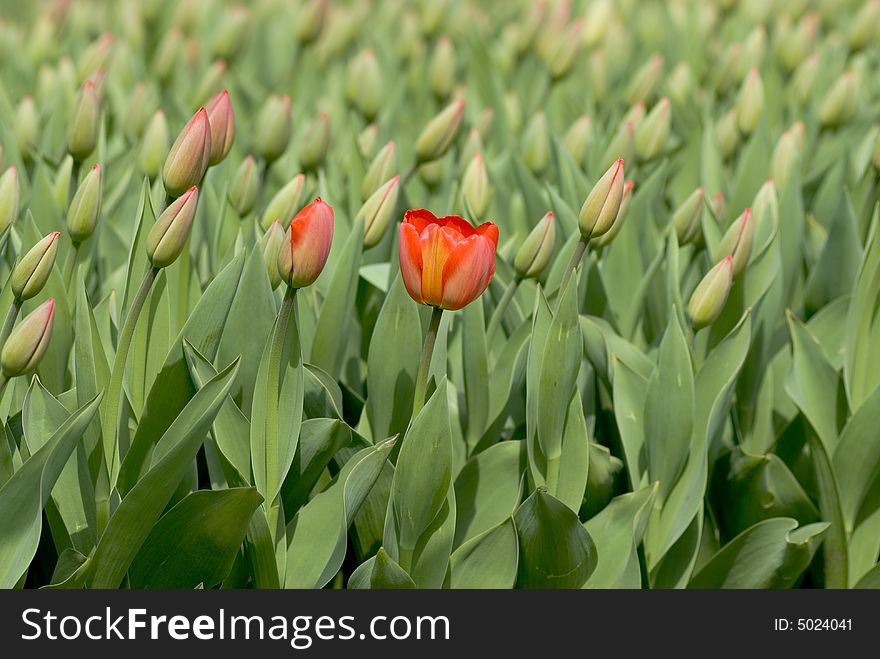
{"left": 578, "top": 159, "right": 625, "bottom": 239}
{"left": 126, "top": 83, "right": 151, "bottom": 140}
{"left": 259, "top": 220, "right": 285, "bottom": 290}
{"left": 67, "top": 164, "right": 103, "bottom": 244}
{"left": 771, "top": 130, "right": 800, "bottom": 189}
{"left": 461, "top": 153, "right": 490, "bottom": 218}
{"left": 475, "top": 107, "right": 494, "bottom": 142}
{"left": 415, "top": 99, "right": 465, "bottom": 164}
{"left": 515, "top": 211, "right": 556, "bottom": 279}
{"left": 139, "top": 110, "right": 169, "bottom": 180}
{"left": 459, "top": 129, "right": 484, "bottom": 175}
{"left": 67, "top": 80, "right": 100, "bottom": 162}
{"left": 625, "top": 53, "right": 664, "bottom": 105}
{"left": 537, "top": 0, "right": 572, "bottom": 61}
{"left": 792, "top": 53, "right": 820, "bottom": 104}
{"left": 503, "top": 93, "right": 522, "bottom": 134}
{"left": 429, "top": 37, "right": 456, "bottom": 100}
{"left": 714, "top": 42, "right": 742, "bottom": 94}
{"left": 361, "top": 176, "right": 400, "bottom": 248}
{"left": 522, "top": 111, "right": 550, "bottom": 175}
{"left": 147, "top": 186, "right": 199, "bottom": 268}
{"left": 547, "top": 19, "right": 583, "bottom": 80}
{"left": 666, "top": 62, "right": 694, "bottom": 107}
{"left": 76, "top": 33, "right": 113, "bottom": 82}
{"left": 672, "top": 187, "right": 705, "bottom": 245}
{"left": 298, "top": 112, "right": 331, "bottom": 172}
{"left": 0, "top": 166, "right": 20, "bottom": 235}
{"left": 1, "top": 298, "right": 55, "bottom": 378}
{"left": 563, "top": 115, "right": 592, "bottom": 166}
{"left": 11, "top": 231, "right": 59, "bottom": 302}
{"left": 589, "top": 50, "right": 608, "bottom": 99}
{"left": 421, "top": 0, "right": 449, "bottom": 36}
{"left": 751, "top": 180, "right": 778, "bottom": 249}
{"left": 227, "top": 156, "right": 260, "bottom": 218}
{"left": 594, "top": 179, "right": 634, "bottom": 248}
{"left": 851, "top": 0, "right": 880, "bottom": 50}
{"left": 152, "top": 28, "right": 183, "bottom": 82}
{"left": 260, "top": 174, "right": 306, "bottom": 230}
{"left": 192, "top": 60, "right": 227, "bottom": 110}
{"left": 253, "top": 95, "right": 292, "bottom": 164}
{"left": 360, "top": 141, "right": 398, "bottom": 201}
{"left": 418, "top": 157, "right": 449, "bottom": 190}
{"left": 277, "top": 198, "right": 334, "bottom": 288}
{"left": 357, "top": 123, "right": 379, "bottom": 158}
{"left": 716, "top": 108, "right": 740, "bottom": 161}
{"left": 14, "top": 96, "right": 38, "bottom": 162}
{"left": 206, "top": 89, "right": 235, "bottom": 166}
{"left": 710, "top": 192, "right": 726, "bottom": 223}
{"left": 296, "top": 0, "right": 328, "bottom": 44}
{"left": 779, "top": 12, "right": 818, "bottom": 71}
{"left": 635, "top": 98, "right": 671, "bottom": 162}
{"left": 88, "top": 69, "right": 107, "bottom": 101}
{"left": 736, "top": 69, "right": 764, "bottom": 135}
{"left": 688, "top": 257, "right": 734, "bottom": 330}
{"left": 600, "top": 118, "right": 636, "bottom": 171}
{"left": 818, "top": 71, "right": 858, "bottom": 128}
{"left": 714, "top": 208, "right": 754, "bottom": 276}
{"left": 346, "top": 49, "right": 382, "bottom": 120}
{"left": 162, "top": 108, "right": 211, "bottom": 198}
{"left": 211, "top": 6, "right": 250, "bottom": 59}
{"left": 740, "top": 25, "right": 766, "bottom": 76}
{"left": 583, "top": 0, "right": 611, "bottom": 46}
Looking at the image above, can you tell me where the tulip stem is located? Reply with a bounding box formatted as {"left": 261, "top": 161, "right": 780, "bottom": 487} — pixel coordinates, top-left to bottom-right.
{"left": 0, "top": 300, "right": 21, "bottom": 351}
{"left": 401, "top": 163, "right": 418, "bottom": 186}
{"left": 412, "top": 306, "right": 443, "bottom": 418}
{"left": 486, "top": 276, "right": 521, "bottom": 344}
{"left": 0, "top": 374, "right": 7, "bottom": 395}
{"left": 557, "top": 237, "right": 588, "bottom": 304}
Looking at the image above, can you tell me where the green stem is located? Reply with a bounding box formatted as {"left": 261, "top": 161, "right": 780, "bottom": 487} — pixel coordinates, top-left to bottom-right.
{"left": 0, "top": 300, "right": 21, "bottom": 350}
{"left": 102, "top": 266, "right": 158, "bottom": 487}
{"left": 265, "top": 286, "right": 297, "bottom": 508}
{"left": 557, "top": 236, "right": 588, "bottom": 304}
{"left": 0, "top": 373, "right": 7, "bottom": 396}
{"left": 163, "top": 193, "right": 174, "bottom": 212}
{"left": 412, "top": 306, "right": 443, "bottom": 418}
{"left": 398, "top": 546, "right": 415, "bottom": 573}
{"left": 401, "top": 162, "right": 418, "bottom": 186}
{"left": 545, "top": 454, "right": 560, "bottom": 496}
{"left": 485, "top": 276, "right": 521, "bottom": 344}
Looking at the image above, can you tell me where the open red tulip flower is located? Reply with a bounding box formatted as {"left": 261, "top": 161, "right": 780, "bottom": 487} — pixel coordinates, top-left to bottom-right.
{"left": 277, "top": 197, "right": 335, "bottom": 289}
{"left": 399, "top": 209, "right": 499, "bottom": 311}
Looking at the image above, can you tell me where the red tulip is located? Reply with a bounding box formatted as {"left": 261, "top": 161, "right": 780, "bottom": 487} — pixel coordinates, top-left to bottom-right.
{"left": 399, "top": 209, "right": 498, "bottom": 311}
{"left": 277, "top": 198, "right": 334, "bottom": 289}
{"left": 206, "top": 89, "right": 235, "bottom": 165}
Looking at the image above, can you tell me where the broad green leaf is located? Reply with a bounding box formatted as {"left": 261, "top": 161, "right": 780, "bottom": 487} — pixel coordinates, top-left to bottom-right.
{"left": 461, "top": 298, "right": 489, "bottom": 449}
{"left": 449, "top": 518, "right": 518, "bottom": 589}
{"left": 370, "top": 547, "right": 416, "bottom": 589}
{"left": 281, "top": 418, "right": 353, "bottom": 516}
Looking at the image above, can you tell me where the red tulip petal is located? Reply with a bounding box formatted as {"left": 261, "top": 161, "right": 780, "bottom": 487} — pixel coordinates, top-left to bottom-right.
{"left": 399, "top": 223, "right": 424, "bottom": 304}
{"left": 420, "top": 224, "right": 459, "bottom": 306}
{"left": 404, "top": 208, "right": 438, "bottom": 233}
{"left": 439, "top": 235, "right": 496, "bottom": 310}
{"left": 437, "top": 214, "right": 476, "bottom": 237}
{"left": 475, "top": 221, "right": 499, "bottom": 247}
{"left": 289, "top": 201, "right": 334, "bottom": 287}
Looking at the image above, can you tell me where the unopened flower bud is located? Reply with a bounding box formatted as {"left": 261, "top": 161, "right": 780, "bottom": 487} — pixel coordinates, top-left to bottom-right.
{"left": 716, "top": 108, "right": 740, "bottom": 161}
{"left": 297, "top": 0, "right": 329, "bottom": 44}
{"left": 522, "top": 111, "right": 550, "bottom": 175}
{"left": 461, "top": 152, "right": 490, "bottom": 218}
{"left": 673, "top": 187, "right": 705, "bottom": 245}
{"left": 357, "top": 123, "right": 379, "bottom": 158}
{"left": 547, "top": 19, "right": 583, "bottom": 80}
{"left": 206, "top": 89, "right": 235, "bottom": 166}
{"left": 1, "top": 298, "right": 55, "bottom": 378}
{"left": 147, "top": 186, "right": 199, "bottom": 268}
{"left": 666, "top": 62, "right": 694, "bottom": 107}
{"left": 515, "top": 211, "right": 556, "bottom": 279}
{"left": 361, "top": 175, "right": 400, "bottom": 248}
{"left": 14, "top": 96, "right": 38, "bottom": 162}
{"left": 228, "top": 156, "right": 260, "bottom": 218}
{"left": 710, "top": 192, "right": 726, "bottom": 222}
{"left": 211, "top": 6, "right": 250, "bottom": 60}
{"left": 429, "top": 37, "right": 456, "bottom": 100}
{"left": 715, "top": 42, "right": 742, "bottom": 94}
{"left": 503, "top": 93, "right": 522, "bottom": 134}
{"left": 361, "top": 140, "right": 397, "bottom": 201}
{"left": 475, "top": 108, "right": 495, "bottom": 142}
{"left": 636, "top": 98, "right": 671, "bottom": 161}
{"left": 739, "top": 26, "right": 766, "bottom": 76}
{"left": 818, "top": 71, "right": 858, "bottom": 128}
{"left": 625, "top": 54, "right": 664, "bottom": 105}
{"left": 850, "top": 0, "right": 880, "bottom": 50}
{"left": 67, "top": 164, "right": 103, "bottom": 244}
{"left": 417, "top": 157, "right": 449, "bottom": 190}
{"left": 152, "top": 28, "right": 183, "bottom": 82}
{"left": 714, "top": 208, "right": 754, "bottom": 276}
{"left": 254, "top": 95, "right": 292, "bottom": 164}
{"left": 259, "top": 220, "right": 285, "bottom": 290}
{"left": 589, "top": 50, "right": 608, "bottom": 99}
{"left": 688, "top": 257, "right": 733, "bottom": 330}
{"left": 76, "top": 33, "right": 113, "bottom": 82}
{"left": 416, "top": 99, "right": 465, "bottom": 163}
{"left": 11, "top": 232, "right": 59, "bottom": 301}
{"left": 162, "top": 108, "right": 211, "bottom": 198}
{"left": 792, "top": 53, "right": 820, "bottom": 104}
{"left": 192, "top": 59, "right": 227, "bottom": 110}
{"left": 771, "top": 131, "right": 800, "bottom": 189}
{"left": 563, "top": 115, "right": 592, "bottom": 166}
{"left": 779, "top": 12, "right": 819, "bottom": 71}
{"left": 298, "top": 112, "right": 331, "bottom": 171}
{"left": 579, "top": 159, "right": 625, "bottom": 239}
{"left": 139, "top": 110, "right": 169, "bottom": 179}
{"left": 277, "top": 198, "right": 334, "bottom": 288}
{"left": 584, "top": 0, "right": 612, "bottom": 46}
{"left": 126, "top": 83, "right": 151, "bottom": 140}
{"left": 68, "top": 81, "right": 100, "bottom": 162}
{"left": 0, "top": 166, "right": 20, "bottom": 235}
{"left": 346, "top": 49, "right": 382, "bottom": 120}
{"left": 593, "top": 179, "right": 634, "bottom": 248}
{"left": 260, "top": 174, "right": 305, "bottom": 230}
{"left": 735, "top": 69, "right": 764, "bottom": 135}
{"left": 421, "top": 0, "right": 448, "bottom": 36}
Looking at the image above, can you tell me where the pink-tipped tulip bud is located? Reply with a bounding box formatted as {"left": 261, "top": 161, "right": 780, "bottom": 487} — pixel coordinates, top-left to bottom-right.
{"left": 260, "top": 173, "right": 306, "bottom": 230}
{"left": 0, "top": 166, "right": 20, "bottom": 235}
{"left": 710, "top": 192, "right": 726, "bottom": 222}
{"left": 67, "top": 163, "right": 103, "bottom": 244}
{"left": 361, "top": 176, "right": 401, "bottom": 248}
{"left": 818, "top": 71, "right": 858, "bottom": 128}
{"left": 416, "top": 98, "right": 465, "bottom": 163}
{"left": 792, "top": 53, "right": 820, "bottom": 104}
{"left": 459, "top": 129, "right": 483, "bottom": 176}
{"left": 714, "top": 208, "right": 754, "bottom": 276}
{"left": 277, "top": 198, "right": 334, "bottom": 289}
{"left": 429, "top": 36, "right": 456, "bottom": 100}
{"left": 522, "top": 111, "right": 550, "bottom": 175}
{"left": 2, "top": 299, "right": 55, "bottom": 378}
{"left": 298, "top": 112, "right": 331, "bottom": 172}
{"left": 259, "top": 220, "right": 285, "bottom": 290}
{"left": 14, "top": 96, "right": 38, "bottom": 162}
{"left": 228, "top": 156, "right": 260, "bottom": 218}
{"left": 76, "top": 33, "right": 113, "bottom": 82}
{"left": 357, "top": 123, "right": 379, "bottom": 158}
{"left": 147, "top": 186, "right": 199, "bottom": 268}
{"left": 563, "top": 115, "right": 592, "bottom": 166}
{"left": 736, "top": 69, "right": 764, "bottom": 134}
{"left": 162, "top": 108, "right": 211, "bottom": 198}
{"left": 771, "top": 131, "right": 799, "bottom": 189}
{"left": 296, "top": 0, "right": 329, "bottom": 44}
{"left": 673, "top": 187, "right": 705, "bottom": 245}
{"left": 625, "top": 53, "right": 664, "bottom": 105}
{"left": 515, "top": 211, "right": 556, "bottom": 279}
{"left": 635, "top": 97, "right": 671, "bottom": 161}
{"left": 206, "top": 89, "right": 235, "bottom": 166}
{"left": 140, "top": 110, "right": 169, "bottom": 179}
{"left": 346, "top": 49, "right": 383, "bottom": 120}
{"left": 594, "top": 179, "right": 634, "bottom": 247}
{"left": 716, "top": 108, "right": 740, "bottom": 161}
{"left": 688, "top": 257, "right": 734, "bottom": 330}
{"left": 578, "top": 159, "right": 624, "bottom": 239}
{"left": 254, "top": 95, "right": 292, "bottom": 164}
{"left": 68, "top": 80, "right": 100, "bottom": 162}
{"left": 547, "top": 19, "right": 583, "bottom": 81}
{"left": 11, "top": 232, "right": 60, "bottom": 302}
{"left": 461, "top": 152, "right": 490, "bottom": 218}
{"left": 850, "top": 0, "right": 880, "bottom": 50}
{"left": 751, "top": 180, "right": 778, "bottom": 249}
{"left": 361, "top": 140, "right": 397, "bottom": 200}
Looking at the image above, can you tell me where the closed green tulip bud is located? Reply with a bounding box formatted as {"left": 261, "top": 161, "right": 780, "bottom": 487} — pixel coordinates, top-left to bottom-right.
{"left": 771, "top": 130, "right": 799, "bottom": 189}
{"left": 126, "top": 83, "right": 151, "bottom": 140}
{"left": 636, "top": 98, "right": 671, "bottom": 161}
{"left": 260, "top": 174, "right": 305, "bottom": 230}
{"left": 563, "top": 115, "right": 592, "bottom": 166}
{"left": 361, "top": 140, "right": 397, "bottom": 200}
{"left": 536, "top": 0, "right": 571, "bottom": 62}
{"left": 751, "top": 180, "right": 778, "bottom": 249}
{"left": 625, "top": 53, "right": 664, "bottom": 105}
{"left": 152, "top": 28, "right": 183, "bottom": 82}
{"left": 736, "top": 69, "right": 764, "bottom": 135}
{"left": 139, "top": 110, "right": 169, "bottom": 179}
{"left": 421, "top": 0, "right": 448, "bottom": 36}
{"left": 163, "top": 108, "right": 211, "bottom": 198}
{"left": 673, "top": 187, "right": 705, "bottom": 245}
{"left": 211, "top": 6, "right": 250, "bottom": 60}
{"left": 228, "top": 156, "right": 260, "bottom": 218}
{"left": 1, "top": 298, "right": 55, "bottom": 378}
{"left": 688, "top": 257, "right": 733, "bottom": 330}
{"left": 297, "top": 0, "right": 329, "bottom": 44}
{"left": 54, "top": 156, "right": 72, "bottom": 210}
{"left": 298, "top": 112, "right": 331, "bottom": 172}
{"left": 503, "top": 93, "right": 522, "bottom": 134}
{"left": 357, "top": 123, "right": 379, "bottom": 158}
{"left": 739, "top": 26, "right": 766, "bottom": 77}
{"left": 417, "top": 157, "right": 448, "bottom": 190}
{"left": 716, "top": 108, "right": 740, "bottom": 161}
{"left": 14, "top": 96, "right": 38, "bottom": 162}
{"left": 346, "top": 49, "right": 382, "bottom": 120}
{"left": 67, "top": 80, "right": 100, "bottom": 162}
{"left": 522, "top": 111, "right": 550, "bottom": 175}
{"left": 361, "top": 175, "right": 400, "bottom": 248}
{"left": 850, "top": 0, "right": 880, "bottom": 50}
{"left": 515, "top": 211, "right": 556, "bottom": 279}
{"left": 584, "top": 0, "right": 612, "bottom": 46}
{"left": 254, "top": 95, "right": 292, "bottom": 164}
{"left": 67, "top": 164, "right": 103, "bottom": 244}
{"left": 779, "top": 12, "right": 818, "bottom": 71}
{"left": 818, "top": 71, "right": 858, "bottom": 128}
{"left": 206, "top": 89, "right": 235, "bottom": 166}
{"left": 710, "top": 192, "right": 726, "bottom": 223}
{"left": 547, "top": 19, "right": 583, "bottom": 81}
{"left": 416, "top": 99, "right": 465, "bottom": 164}
{"left": 0, "top": 166, "right": 20, "bottom": 235}
{"left": 600, "top": 119, "right": 636, "bottom": 171}
{"left": 593, "top": 179, "right": 634, "bottom": 248}
{"left": 589, "top": 50, "right": 608, "bottom": 99}
{"left": 147, "top": 186, "right": 199, "bottom": 268}
{"left": 578, "top": 159, "right": 625, "bottom": 239}
{"left": 714, "top": 42, "right": 742, "bottom": 94}
{"left": 459, "top": 129, "right": 484, "bottom": 176}
{"left": 714, "top": 208, "right": 754, "bottom": 276}
{"left": 11, "top": 232, "right": 59, "bottom": 301}
{"left": 76, "top": 33, "right": 113, "bottom": 82}
{"left": 666, "top": 62, "right": 694, "bottom": 107}
{"left": 461, "top": 152, "right": 490, "bottom": 218}
{"left": 259, "top": 220, "right": 285, "bottom": 290}
{"left": 792, "top": 53, "right": 820, "bottom": 104}
{"left": 191, "top": 59, "right": 227, "bottom": 110}
{"left": 429, "top": 37, "right": 456, "bottom": 100}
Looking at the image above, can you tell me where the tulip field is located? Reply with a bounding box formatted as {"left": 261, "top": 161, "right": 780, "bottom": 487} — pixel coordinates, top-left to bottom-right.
{"left": 1, "top": 0, "right": 880, "bottom": 591}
